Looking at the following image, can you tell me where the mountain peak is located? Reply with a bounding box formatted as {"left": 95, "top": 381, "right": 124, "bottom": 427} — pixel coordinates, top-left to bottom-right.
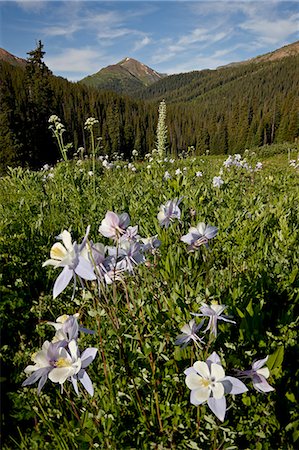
{"left": 80, "top": 57, "right": 167, "bottom": 94}
{"left": 116, "top": 56, "right": 165, "bottom": 84}
{"left": 0, "top": 48, "right": 27, "bottom": 67}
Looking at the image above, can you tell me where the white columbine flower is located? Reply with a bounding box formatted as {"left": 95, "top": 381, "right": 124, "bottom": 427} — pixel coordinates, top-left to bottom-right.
{"left": 175, "top": 319, "right": 205, "bottom": 348}
{"left": 184, "top": 353, "right": 248, "bottom": 421}
{"left": 192, "top": 302, "right": 235, "bottom": 337}
{"left": 213, "top": 176, "right": 224, "bottom": 188}
{"left": 43, "top": 227, "right": 96, "bottom": 299}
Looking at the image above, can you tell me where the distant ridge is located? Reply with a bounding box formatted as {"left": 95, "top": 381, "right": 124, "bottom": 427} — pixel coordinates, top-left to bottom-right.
{"left": 217, "top": 40, "right": 299, "bottom": 69}
{"left": 0, "top": 48, "right": 27, "bottom": 68}
{"left": 79, "top": 57, "right": 167, "bottom": 94}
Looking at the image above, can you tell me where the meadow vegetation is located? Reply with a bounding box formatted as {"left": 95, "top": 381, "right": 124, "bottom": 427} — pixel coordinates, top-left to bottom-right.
{"left": 1, "top": 118, "right": 298, "bottom": 449}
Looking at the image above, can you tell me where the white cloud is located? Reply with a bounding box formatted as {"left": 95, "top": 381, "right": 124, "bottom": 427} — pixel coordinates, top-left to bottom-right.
{"left": 240, "top": 14, "right": 299, "bottom": 44}
{"left": 151, "top": 26, "right": 232, "bottom": 64}
{"left": 15, "top": 0, "right": 48, "bottom": 12}
{"left": 44, "top": 47, "right": 108, "bottom": 76}
{"left": 132, "top": 36, "right": 151, "bottom": 52}
{"left": 43, "top": 23, "right": 80, "bottom": 37}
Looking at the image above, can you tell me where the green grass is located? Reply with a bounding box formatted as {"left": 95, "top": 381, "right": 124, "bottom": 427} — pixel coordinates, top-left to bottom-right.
{"left": 1, "top": 151, "right": 298, "bottom": 449}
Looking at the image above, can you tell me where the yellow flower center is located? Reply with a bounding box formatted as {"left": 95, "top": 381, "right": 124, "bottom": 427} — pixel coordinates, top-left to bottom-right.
{"left": 56, "top": 358, "right": 71, "bottom": 368}
{"left": 200, "top": 378, "right": 211, "bottom": 388}
{"left": 50, "top": 245, "right": 66, "bottom": 260}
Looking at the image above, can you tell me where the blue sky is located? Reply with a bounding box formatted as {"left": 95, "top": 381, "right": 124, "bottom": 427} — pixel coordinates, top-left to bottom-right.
{"left": 1, "top": 1, "right": 298, "bottom": 80}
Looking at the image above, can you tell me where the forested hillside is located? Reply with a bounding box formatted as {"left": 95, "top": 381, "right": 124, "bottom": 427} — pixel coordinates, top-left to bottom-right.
{"left": 142, "top": 56, "right": 299, "bottom": 153}
{"left": 0, "top": 44, "right": 158, "bottom": 171}
{"left": 0, "top": 42, "right": 298, "bottom": 172}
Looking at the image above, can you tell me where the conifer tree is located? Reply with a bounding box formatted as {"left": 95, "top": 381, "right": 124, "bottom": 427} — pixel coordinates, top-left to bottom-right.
{"left": 25, "top": 41, "right": 55, "bottom": 166}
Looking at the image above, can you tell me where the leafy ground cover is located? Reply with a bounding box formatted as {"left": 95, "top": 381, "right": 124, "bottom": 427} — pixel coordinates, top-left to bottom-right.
{"left": 0, "top": 148, "right": 298, "bottom": 449}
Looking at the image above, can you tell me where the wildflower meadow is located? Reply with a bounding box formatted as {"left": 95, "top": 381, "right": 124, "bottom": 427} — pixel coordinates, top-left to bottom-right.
{"left": 1, "top": 111, "right": 299, "bottom": 449}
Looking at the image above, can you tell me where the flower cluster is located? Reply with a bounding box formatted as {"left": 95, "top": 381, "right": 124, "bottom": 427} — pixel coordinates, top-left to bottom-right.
{"left": 84, "top": 117, "right": 99, "bottom": 131}
{"left": 223, "top": 154, "right": 263, "bottom": 172}
{"left": 44, "top": 212, "right": 161, "bottom": 299}
{"left": 22, "top": 314, "right": 97, "bottom": 396}
{"left": 48, "top": 115, "right": 65, "bottom": 133}
{"left": 175, "top": 299, "right": 274, "bottom": 421}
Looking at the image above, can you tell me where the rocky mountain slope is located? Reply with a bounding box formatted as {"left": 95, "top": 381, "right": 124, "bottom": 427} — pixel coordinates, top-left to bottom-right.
{"left": 79, "top": 57, "right": 167, "bottom": 94}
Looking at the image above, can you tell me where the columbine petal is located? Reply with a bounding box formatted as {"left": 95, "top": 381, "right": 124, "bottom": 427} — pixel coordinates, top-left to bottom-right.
{"left": 184, "top": 367, "right": 196, "bottom": 377}
{"left": 119, "top": 213, "right": 130, "bottom": 229}
{"left": 253, "top": 375, "right": 275, "bottom": 393}
{"left": 53, "top": 267, "right": 73, "bottom": 299}
{"left": 68, "top": 340, "right": 79, "bottom": 361}
{"left": 186, "top": 373, "right": 204, "bottom": 390}
{"left": 256, "top": 367, "right": 270, "bottom": 378}
{"left": 81, "top": 348, "right": 98, "bottom": 369}
{"left": 75, "top": 256, "right": 96, "bottom": 280}
{"left": 58, "top": 230, "right": 73, "bottom": 252}
{"left": 190, "top": 388, "right": 210, "bottom": 405}
{"left": 203, "top": 225, "right": 218, "bottom": 239}
{"left": 207, "top": 352, "right": 221, "bottom": 365}
{"left": 222, "top": 376, "right": 248, "bottom": 394}
{"left": 193, "top": 361, "right": 210, "bottom": 379}
{"left": 49, "top": 367, "right": 74, "bottom": 384}
{"left": 22, "top": 367, "right": 49, "bottom": 387}
{"left": 210, "top": 363, "right": 225, "bottom": 381}
{"left": 252, "top": 356, "right": 269, "bottom": 371}
{"left": 208, "top": 396, "right": 226, "bottom": 421}
{"left": 33, "top": 351, "right": 51, "bottom": 369}
{"left": 71, "top": 375, "right": 79, "bottom": 395}
{"left": 211, "top": 381, "right": 224, "bottom": 399}
{"left": 180, "top": 233, "right": 193, "bottom": 244}
{"left": 37, "top": 372, "right": 49, "bottom": 394}
{"left": 50, "top": 242, "right": 68, "bottom": 261}
{"left": 78, "top": 371, "right": 94, "bottom": 396}
{"left": 42, "top": 258, "right": 61, "bottom": 267}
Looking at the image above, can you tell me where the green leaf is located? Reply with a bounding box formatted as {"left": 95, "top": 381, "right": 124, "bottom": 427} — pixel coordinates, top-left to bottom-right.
{"left": 246, "top": 299, "right": 254, "bottom": 317}
{"left": 267, "top": 346, "right": 284, "bottom": 375}
{"left": 236, "top": 307, "right": 245, "bottom": 318}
